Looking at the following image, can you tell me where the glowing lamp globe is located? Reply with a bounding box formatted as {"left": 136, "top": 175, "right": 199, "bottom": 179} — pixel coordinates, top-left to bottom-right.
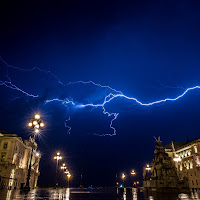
{"left": 35, "top": 129, "right": 39, "bottom": 134}
{"left": 35, "top": 114, "right": 40, "bottom": 119}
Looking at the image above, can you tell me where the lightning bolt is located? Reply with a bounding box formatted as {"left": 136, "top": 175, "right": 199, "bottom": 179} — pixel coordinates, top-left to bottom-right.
{"left": 1, "top": 58, "right": 200, "bottom": 136}
{"left": 0, "top": 57, "right": 65, "bottom": 86}
{"left": 0, "top": 80, "right": 38, "bottom": 98}
{"left": 65, "top": 116, "right": 71, "bottom": 134}
{"left": 44, "top": 98, "right": 75, "bottom": 106}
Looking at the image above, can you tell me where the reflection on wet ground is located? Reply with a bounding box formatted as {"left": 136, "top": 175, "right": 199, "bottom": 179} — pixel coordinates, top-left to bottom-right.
{"left": 0, "top": 188, "right": 200, "bottom": 200}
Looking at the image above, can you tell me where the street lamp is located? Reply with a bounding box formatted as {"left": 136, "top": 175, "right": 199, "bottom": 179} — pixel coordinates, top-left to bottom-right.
{"left": 67, "top": 173, "right": 71, "bottom": 188}
{"left": 24, "top": 114, "right": 44, "bottom": 191}
{"left": 61, "top": 163, "right": 67, "bottom": 170}
{"left": 54, "top": 152, "right": 62, "bottom": 188}
{"left": 65, "top": 169, "right": 69, "bottom": 174}
{"left": 131, "top": 170, "right": 136, "bottom": 187}
{"left": 121, "top": 173, "right": 126, "bottom": 187}
{"left": 144, "top": 164, "right": 151, "bottom": 181}
{"left": 28, "top": 114, "right": 44, "bottom": 136}
{"left": 145, "top": 164, "right": 151, "bottom": 171}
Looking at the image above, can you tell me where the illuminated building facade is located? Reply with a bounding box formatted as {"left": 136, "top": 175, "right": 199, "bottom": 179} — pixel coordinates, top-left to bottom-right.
{"left": 165, "top": 138, "right": 200, "bottom": 190}
{"left": 0, "top": 131, "right": 40, "bottom": 189}
{"left": 143, "top": 137, "right": 188, "bottom": 192}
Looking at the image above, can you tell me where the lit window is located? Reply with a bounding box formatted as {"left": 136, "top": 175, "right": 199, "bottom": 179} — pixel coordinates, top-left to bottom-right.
{"left": 185, "top": 153, "right": 187, "bottom": 157}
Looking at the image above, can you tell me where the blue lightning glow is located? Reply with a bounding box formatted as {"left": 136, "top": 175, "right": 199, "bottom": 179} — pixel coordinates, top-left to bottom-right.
{"left": 44, "top": 98, "right": 75, "bottom": 106}
{"left": 66, "top": 80, "right": 123, "bottom": 94}
{"left": 0, "top": 80, "right": 38, "bottom": 98}
{"left": 0, "top": 57, "right": 65, "bottom": 86}
{"left": 1, "top": 58, "right": 200, "bottom": 136}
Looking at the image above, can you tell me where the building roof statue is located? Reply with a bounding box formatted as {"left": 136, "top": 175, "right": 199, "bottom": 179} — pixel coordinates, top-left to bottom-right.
{"left": 143, "top": 137, "right": 189, "bottom": 192}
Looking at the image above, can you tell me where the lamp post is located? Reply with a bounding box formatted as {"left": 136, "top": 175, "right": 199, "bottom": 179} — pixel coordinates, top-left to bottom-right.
{"left": 145, "top": 164, "right": 151, "bottom": 171}
{"left": 67, "top": 173, "right": 71, "bottom": 188}
{"left": 145, "top": 164, "right": 151, "bottom": 181}
{"left": 54, "top": 152, "right": 62, "bottom": 188}
{"left": 24, "top": 114, "right": 44, "bottom": 191}
{"left": 121, "top": 173, "right": 126, "bottom": 187}
{"left": 131, "top": 170, "right": 136, "bottom": 187}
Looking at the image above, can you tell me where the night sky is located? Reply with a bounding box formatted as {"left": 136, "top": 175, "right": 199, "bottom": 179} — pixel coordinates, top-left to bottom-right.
{"left": 1, "top": 0, "right": 200, "bottom": 187}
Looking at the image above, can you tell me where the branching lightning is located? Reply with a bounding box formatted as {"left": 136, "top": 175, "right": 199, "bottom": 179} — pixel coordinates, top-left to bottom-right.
{"left": 0, "top": 79, "right": 38, "bottom": 98}
{"left": 65, "top": 116, "right": 71, "bottom": 134}
{"left": 1, "top": 58, "right": 200, "bottom": 136}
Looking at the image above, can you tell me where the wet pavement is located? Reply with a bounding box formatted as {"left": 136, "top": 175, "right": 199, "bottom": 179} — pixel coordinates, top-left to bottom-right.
{"left": 0, "top": 188, "right": 199, "bottom": 200}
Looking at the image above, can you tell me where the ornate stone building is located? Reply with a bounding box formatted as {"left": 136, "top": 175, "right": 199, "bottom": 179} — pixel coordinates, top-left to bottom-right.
{"left": 143, "top": 137, "right": 188, "bottom": 192}
{"left": 0, "top": 131, "right": 41, "bottom": 189}
{"left": 165, "top": 138, "right": 200, "bottom": 190}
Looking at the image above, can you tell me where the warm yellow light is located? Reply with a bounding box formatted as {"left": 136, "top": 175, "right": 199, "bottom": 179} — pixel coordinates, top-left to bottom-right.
{"left": 173, "top": 154, "right": 181, "bottom": 162}
{"left": 131, "top": 170, "right": 136, "bottom": 175}
{"left": 33, "top": 121, "right": 37, "bottom": 125}
{"left": 54, "top": 153, "right": 62, "bottom": 160}
{"left": 61, "top": 163, "right": 67, "bottom": 170}
{"left": 35, "top": 129, "right": 39, "bottom": 133}
{"left": 35, "top": 114, "right": 40, "bottom": 119}
{"left": 121, "top": 173, "right": 126, "bottom": 179}
{"left": 67, "top": 173, "right": 71, "bottom": 178}
{"left": 40, "top": 123, "right": 44, "bottom": 127}
{"left": 36, "top": 152, "right": 40, "bottom": 157}
{"left": 28, "top": 122, "right": 32, "bottom": 127}
{"left": 65, "top": 170, "right": 69, "bottom": 174}
{"left": 35, "top": 124, "right": 39, "bottom": 128}
{"left": 146, "top": 164, "right": 151, "bottom": 171}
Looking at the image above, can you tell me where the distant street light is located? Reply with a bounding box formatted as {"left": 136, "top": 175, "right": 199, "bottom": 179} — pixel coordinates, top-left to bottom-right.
{"left": 145, "top": 164, "right": 151, "bottom": 181}
{"left": 145, "top": 164, "right": 151, "bottom": 171}
{"left": 61, "top": 163, "right": 67, "bottom": 170}
{"left": 54, "top": 152, "right": 62, "bottom": 188}
{"left": 133, "top": 181, "right": 140, "bottom": 187}
{"left": 131, "top": 170, "right": 136, "bottom": 187}
{"left": 24, "top": 114, "right": 44, "bottom": 191}
{"left": 121, "top": 173, "right": 126, "bottom": 187}
{"left": 65, "top": 169, "right": 69, "bottom": 174}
